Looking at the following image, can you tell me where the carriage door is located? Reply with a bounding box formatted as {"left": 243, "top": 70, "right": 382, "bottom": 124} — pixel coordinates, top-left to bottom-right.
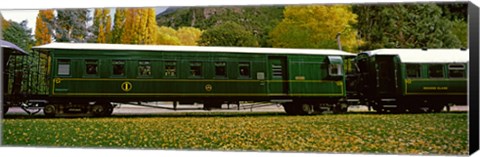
{"left": 375, "top": 55, "right": 397, "bottom": 96}
{"left": 268, "top": 56, "right": 288, "bottom": 95}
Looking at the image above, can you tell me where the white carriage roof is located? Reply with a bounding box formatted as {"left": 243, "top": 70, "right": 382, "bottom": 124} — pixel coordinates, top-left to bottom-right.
{"left": 33, "top": 42, "right": 356, "bottom": 56}
{"left": 363, "top": 49, "right": 469, "bottom": 63}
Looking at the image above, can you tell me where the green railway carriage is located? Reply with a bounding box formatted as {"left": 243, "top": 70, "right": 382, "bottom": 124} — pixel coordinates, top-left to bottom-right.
{"left": 350, "top": 49, "right": 468, "bottom": 113}
{"left": 32, "top": 42, "right": 355, "bottom": 116}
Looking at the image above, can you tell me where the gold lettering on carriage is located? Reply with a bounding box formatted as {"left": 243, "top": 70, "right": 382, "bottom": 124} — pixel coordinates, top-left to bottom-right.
{"left": 121, "top": 82, "right": 132, "bottom": 92}
{"left": 422, "top": 86, "right": 448, "bottom": 90}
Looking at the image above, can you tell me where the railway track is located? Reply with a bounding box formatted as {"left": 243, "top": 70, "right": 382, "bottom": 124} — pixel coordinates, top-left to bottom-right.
{"left": 3, "top": 102, "right": 468, "bottom": 117}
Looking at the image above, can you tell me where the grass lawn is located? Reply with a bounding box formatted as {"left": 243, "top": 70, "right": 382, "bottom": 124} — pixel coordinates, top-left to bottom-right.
{"left": 2, "top": 112, "right": 468, "bottom": 155}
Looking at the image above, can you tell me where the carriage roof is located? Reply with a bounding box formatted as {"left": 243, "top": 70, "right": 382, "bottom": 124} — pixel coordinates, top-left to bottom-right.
{"left": 1, "top": 39, "right": 28, "bottom": 55}
{"left": 32, "top": 42, "right": 356, "bottom": 56}
{"left": 362, "top": 48, "right": 469, "bottom": 64}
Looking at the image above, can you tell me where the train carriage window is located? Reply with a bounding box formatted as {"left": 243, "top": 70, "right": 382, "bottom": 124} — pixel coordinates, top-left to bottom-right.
{"left": 328, "top": 64, "right": 342, "bottom": 76}
{"left": 406, "top": 64, "right": 421, "bottom": 78}
{"left": 57, "top": 59, "right": 71, "bottom": 76}
{"left": 428, "top": 64, "right": 444, "bottom": 78}
{"left": 165, "top": 61, "right": 177, "bottom": 77}
{"left": 448, "top": 64, "right": 465, "bottom": 78}
{"left": 138, "top": 60, "right": 152, "bottom": 76}
{"left": 239, "top": 62, "right": 250, "bottom": 78}
{"left": 215, "top": 62, "right": 227, "bottom": 77}
{"left": 190, "top": 62, "right": 203, "bottom": 77}
{"left": 85, "top": 59, "right": 98, "bottom": 75}
{"left": 112, "top": 60, "right": 125, "bottom": 76}
{"left": 327, "top": 56, "right": 343, "bottom": 76}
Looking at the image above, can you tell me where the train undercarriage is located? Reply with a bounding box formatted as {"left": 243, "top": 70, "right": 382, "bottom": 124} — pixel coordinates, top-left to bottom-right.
{"left": 3, "top": 96, "right": 349, "bottom": 117}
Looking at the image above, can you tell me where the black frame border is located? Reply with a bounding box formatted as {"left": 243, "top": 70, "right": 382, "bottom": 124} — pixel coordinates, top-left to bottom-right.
{"left": 468, "top": 1, "right": 479, "bottom": 155}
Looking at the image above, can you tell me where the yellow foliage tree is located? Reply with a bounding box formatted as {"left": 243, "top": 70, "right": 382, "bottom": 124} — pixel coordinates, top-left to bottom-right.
{"left": 93, "top": 8, "right": 112, "bottom": 43}
{"left": 270, "top": 5, "right": 362, "bottom": 52}
{"left": 156, "top": 26, "right": 180, "bottom": 45}
{"left": 118, "top": 8, "right": 158, "bottom": 45}
{"left": 121, "top": 8, "right": 136, "bottom": 44}
{"left": 176, "top": 27, "right": 203, "bottom": 45}
{"left": 34, "top": 10, "right": 54, "bottom": 46}
{"left": 144, "top": 8, "right": 158, "bottom": 44}
{"left": 156, "top": 26, "right": 203, "bottom": 46}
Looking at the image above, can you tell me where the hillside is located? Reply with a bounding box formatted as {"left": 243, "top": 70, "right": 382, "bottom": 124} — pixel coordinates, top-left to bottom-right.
{"left": 156, "top": 6, "right": 285, "bottom": 47}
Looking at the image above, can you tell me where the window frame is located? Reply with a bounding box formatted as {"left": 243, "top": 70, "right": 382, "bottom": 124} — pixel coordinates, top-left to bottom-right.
{"left": 112, "top": 60, "right": 126, "bottom": 77}
{"left": 238, "top": 62, "right": 251, "bottom": 79}
{"left": 57, "top": 59, "right": 71, "bottom": 76}
{"left": 405, "top": 63, "right": 421, "bottom": 78}
{"left": 448, "top": 63, "right": 466, "bottom": 78}
{"left": 328, "top": 64, "right": 343, "bottom": 76}
{"left": 164, "top": 61, "right": 178, "bottom": 78}
{"left": 428, "top": 64, "right": 445, "bottom": 78}
{"left": 214, "top": 61, "right": 227, "bottom": 78}
{"left": 84, "top": 59, "right": 99, "bottom": 76}
{"left": 189, "top": 61, "right": 203, "bottom": 78}
{"left": 138, "top": 60, "right": 152, "bottom": 77}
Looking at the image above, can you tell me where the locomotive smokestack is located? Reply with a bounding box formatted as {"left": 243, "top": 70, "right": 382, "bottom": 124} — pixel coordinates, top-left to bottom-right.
{"left": 336, "top": 32, "right": 342, "bottom": 51}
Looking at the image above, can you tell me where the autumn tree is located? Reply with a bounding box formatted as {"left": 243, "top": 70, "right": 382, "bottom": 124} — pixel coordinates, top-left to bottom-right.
{"left": 269, "top": 5, "right": 361, "bottom": 52}
{"left": 117, "top": 8, "right": 158, "bottom": 44}
{"left": 156, "top": 26, "right": 180, "bottom": 45}
{"left": 34, "top": 10, "right": 54, "bottom": 46}
{"left": 176, "top": 27, "right": 202, "bottom": 45}
{"left": 199, "top": 21, "right": 258, "bottom": 47}
{"left": 143, "top": 8, "right": 158, "bottom": 44}
{"left": 1, "top": 13, "right": 9, "bottom": 36}
{"left": 92, "top": 8, "right": 112, "bottom": 43}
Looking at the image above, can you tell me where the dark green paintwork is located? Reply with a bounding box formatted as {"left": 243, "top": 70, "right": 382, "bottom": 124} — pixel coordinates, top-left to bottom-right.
{"left": 400, "top": 63, "right": 467, "bottom": 95}
{"left": 47, "top": 49, "right": 347, "bottom": 100}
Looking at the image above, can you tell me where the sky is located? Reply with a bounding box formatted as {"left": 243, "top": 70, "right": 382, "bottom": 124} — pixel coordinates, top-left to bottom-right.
{"left": 1, "top": 9, "right": 39, "bottom": 31}
{"left": 0, "top": 7, "right": 168, "bottom": 35}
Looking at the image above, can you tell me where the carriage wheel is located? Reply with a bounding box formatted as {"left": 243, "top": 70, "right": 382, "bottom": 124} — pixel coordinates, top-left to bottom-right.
{"left": 91, "top": 104, "right": 105, "bottom": 116}
{"left": 43, "top": 104, "right": 56, "bottom": 117}
{"left": 299, "top": 103, "right": 314, "bottom": 115}
{"left": 92, "top": 102, "right": 114, "bottom": 117}
{"left": 333, "top": 102, "right": 348, "bottom": 114}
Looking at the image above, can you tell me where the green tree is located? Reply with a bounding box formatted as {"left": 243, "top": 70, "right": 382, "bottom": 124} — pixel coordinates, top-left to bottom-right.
{"left": 451, "top": 19, "right": 467, "bottom": 48}
{"left": 111, "top": 8, "right": 126, "bottom": 43}
{"left": 50, "top": 9, "right": 91, "bottom": 42}
{"left": 199, "top": 21, "right": 258, "bottom": 47}
{"left": 2, "top": 20, "right": 34, "bottom": 51}
{"left": 353, "top": 4, "right": 462, "bottom": 50}
{"left": 34, "top": 10, "right": 54, "bottom": 46}
{"left": 269, "top": 5, "right": 361, "bottom": 52}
